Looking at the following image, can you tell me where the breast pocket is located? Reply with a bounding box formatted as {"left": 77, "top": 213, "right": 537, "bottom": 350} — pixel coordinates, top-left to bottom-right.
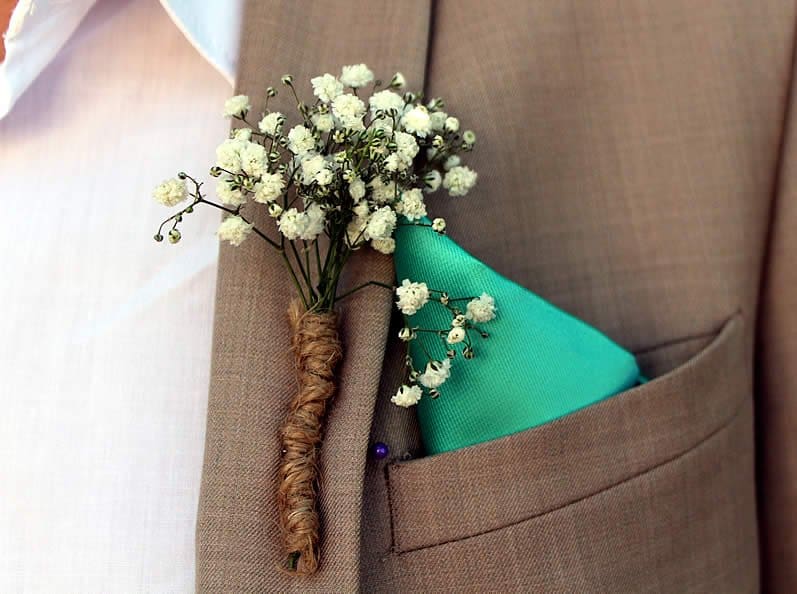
{"left": 382, "top": 313, "right": 758, "bottom": 593}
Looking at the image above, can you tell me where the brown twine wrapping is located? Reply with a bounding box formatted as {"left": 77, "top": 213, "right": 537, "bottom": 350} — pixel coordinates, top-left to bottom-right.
{"left": 278, "top": 299, "right": 343, "bottom": 575}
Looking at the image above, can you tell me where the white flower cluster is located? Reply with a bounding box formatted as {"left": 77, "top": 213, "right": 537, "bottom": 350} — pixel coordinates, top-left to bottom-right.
{"left": 392, "top": 281, "right": 496, "bottom": 407}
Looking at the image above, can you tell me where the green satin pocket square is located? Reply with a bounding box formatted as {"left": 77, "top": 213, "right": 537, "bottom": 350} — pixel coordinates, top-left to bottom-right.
{"left": 394, "top": 220, "right": 642, "bottom": 455}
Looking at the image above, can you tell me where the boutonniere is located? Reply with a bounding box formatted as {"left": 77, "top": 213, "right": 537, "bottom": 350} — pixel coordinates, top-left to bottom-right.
{"left": 151, "top": 64, "right": 494, "bottom": 574}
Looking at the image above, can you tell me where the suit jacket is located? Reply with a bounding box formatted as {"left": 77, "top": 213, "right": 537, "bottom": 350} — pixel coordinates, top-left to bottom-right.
{"left": 196, "top": 1, "right": 797, "bottom": 591}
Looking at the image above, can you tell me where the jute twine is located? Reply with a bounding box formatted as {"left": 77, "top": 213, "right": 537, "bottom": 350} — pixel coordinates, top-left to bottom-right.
{"left": 278, "top": 299, "right": 343, "bottom": 575}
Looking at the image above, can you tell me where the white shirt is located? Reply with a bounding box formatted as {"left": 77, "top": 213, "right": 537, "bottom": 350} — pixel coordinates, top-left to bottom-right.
{"left": 0, "top": 0, "right": 240, "bottom": 591}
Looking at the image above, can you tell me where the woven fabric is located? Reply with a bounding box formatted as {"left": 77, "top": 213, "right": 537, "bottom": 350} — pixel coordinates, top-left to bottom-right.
{"left": 394, "top": 221, "right": 640, "bottom": 454}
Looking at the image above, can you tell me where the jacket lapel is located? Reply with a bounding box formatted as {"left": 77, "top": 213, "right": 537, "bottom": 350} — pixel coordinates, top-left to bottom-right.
{"left": 196, "top": 1, "right": 431, "bottom": 591}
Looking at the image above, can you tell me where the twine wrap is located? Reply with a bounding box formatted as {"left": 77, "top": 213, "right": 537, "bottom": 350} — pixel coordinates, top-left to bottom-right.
{"left": 278, "top": 299, "right": 343, "bottom": 575}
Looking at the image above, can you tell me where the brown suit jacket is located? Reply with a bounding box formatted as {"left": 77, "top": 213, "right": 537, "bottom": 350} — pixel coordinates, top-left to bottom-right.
{"left": 196, "top": 1, "right": 797, "bottom": 591}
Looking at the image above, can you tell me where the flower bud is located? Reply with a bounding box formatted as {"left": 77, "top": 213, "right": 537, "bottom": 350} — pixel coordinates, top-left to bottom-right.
{"left": 153, "top": 233, "right": 164, "bottom": 242}
{"left": 447, "top": 327, "right": 466, "bottom": 344}
{"left": 463, "top": 346, "right": 475, "bottom": 359}
{"left": 266, "top": 86, "right": 278, "bottom": 97}
{"left": 463, "top": 130, "right": 476, "bottom": 145}
{"left": 432, "top": 135, "right": 445, "bottom": 148}
{"left": 444, "top": 117, "right": 460, "bottom": 132}
{"left": 452, "top": 314, "right": 467, "bottom": 327}
{"left": 398, "top": 327, "right": 415, "bottom": 342}
{"left": 439, "top": 291, "right": 449, "bottom": 305}
{"left": 168, "top": 229, "right": 181, "bottom": 244}
{"left": 268, "top": 203, "right": 283, "bottom": 218}
{"left": 209, "top": 166, "right": 222, "bottom": 177}
{"left": 281, "top": 74, "right": 293, "bottom": 85}
{"left": 432, "top": 217, "right": 446, "bottom": 234}
{"left": 390, "top": 72, "right": 407, "bottom": 89}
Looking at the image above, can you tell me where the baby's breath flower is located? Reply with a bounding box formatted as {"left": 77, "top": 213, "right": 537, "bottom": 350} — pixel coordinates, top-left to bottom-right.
{"left": 240, "top": 141, "right": 267, "bottom": 177}
{"left": 443, "top": 165, "right": 478, "bottom": 197}
{"left": 430, "top": 111, "right": 448, "bottom": 131}
{"left": 418, "top": 359, "right": 451, "bottom": 389}
{"left": 369, "top": 89, "right": 405, "bottom": 115}
{"left": 287, "top": 125, "right": 317, "bottom": 155}
{"left": 268, "top": 203, "right": 283, "bottom": 217}
{"left": 258, "top": 112, "right": 284, "bottom": 136}
{"left": 447, "top": 327, "right": 466, "bottom": 344}
{"left": 466, "top": 293, "right": 497, "bottom": 323}
{"left": 423, "top": 170, "right": 442, "bottom": 192}
{"left": 349, "top": 177, "right": 366, "bottom": 201}
{"left": 302, "top": 203, "right": 326, "bottom": 240}
{"left": 217, "top": 215, "right": 253, "bottom": 246}
{"left": 401, "top": 105, "right": 432, "bottom": 137}
{"left": 432, "top": 217, "right": 447, "bottom": 233}
{"left": 233, "top": 128, "right": 252, "bottom": 141}
{"left": 216, "top": 138, "right": 244, "bottom": 173}
{"left": 223, "top": 94, "right": 250, "bottom": 118}
{"left": 395, "top": 188, "right": 427, "bottom": 222}
{"left": 300, "top": 154, "right": 331, "bottom": 186}
{"left": 371, "top": 237, "right": 396, "bottom": 254}
{"left": 278, "top": 208, "right": 307, "bottom": 241}
{"left": 216, "top": 177, "right": 246, "bottom": 206}
{"left": 391, "top": 384, "right": 422, "bottom": 407}
{"left": 462, "top": 130, "right": 477, "bottom": 145}
{"left": 364, "top": 205, "right": 397, "bottom": 241}
{"left": 340, "top": 63, "right": 374, "bottom": 88}
{"left": 390, "top": 72, "right": 407, "bottom": 89}
{"left": 395, "top": 279, "right": 429, "bottom": 315}
{"left": 444, "top": 116, "right": 460, "bottom": 132}
{"left": 331, "top": 94, "right": 366, "bottom": 130}
{"left": 153, "top": 178, "right": 187, "bottom": 207}
{"left": 370, "top": 177, "right": 397, "bottom": 205}
{"left": 443, "top": 155, "right": 461, "bottom": 170}
{"left": 312, "top": 112, "right": 334, "bottom": 133}
{"left": 452, "top": 314, "right": 467, "bottom": 327}
{"left": 310, "top": 73, "right": 344, "bottom": 103}
{"left": 168, "top": 229, "right": 182, "bottom": 244}
{"left": 253, "top": 173, "right": 285, "bottom": 203}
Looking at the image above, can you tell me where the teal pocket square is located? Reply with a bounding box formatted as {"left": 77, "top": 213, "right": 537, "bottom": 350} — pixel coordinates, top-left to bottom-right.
{"left": 394, "top": 220, "right": 642, "bottom": 455}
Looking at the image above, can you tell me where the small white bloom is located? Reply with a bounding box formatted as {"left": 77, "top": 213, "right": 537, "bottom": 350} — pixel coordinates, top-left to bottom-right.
{"left": 253, "top": 173, "right": 285, "bottom": 203}
{"left": 312, "top": 112, "right": 335, "bottom": 133}
{"left": 277, "top": 208, "right": 307, "bottom": 241}
{"left": 216, "top": 138, "right": 244, "bottom": 173}
{"left": 431, "top": 217, "right": 446, "bottom": 233}
{"left": 233, "top": 128, "right": 252, "bottom": 141}
{"left": 466, "top": 293, "right": 497, "bottom": 323}
{"left": 302, "top": 203, "right": 326, "bottom": 240}
{"left": 443, "top": 165, "right": 478, "bottom": 197}
{"left": 240, "top": 141, "right": 267, "bottom": 177}
{"left": 258, "top": 112, "right": 284, "bottom": 136}
{"left": 369, "top": 89, "right": 405, "bottom": 114}
{"left": 300, "top": 154, "right": 330, "bottom": 185}
{"left": 452, "top": 314, "right": 467, "bottom": 327}
{"left": 370, "top": 177, "right": 397, "bottom": 204}
{"left": 391, "top": 384, "right": 422, "bottom": 407}
{"left": 223, "top": 94, "right": 250, "bottom": 118}
{"left": 401, "top": 105, "right": 432, "bottom": 137}
{"left": 216, "top": 177, "right": 246, "bottom": 206}
{"left": 310, "top": 73, "right": 344, "bottom": 102}
{"left": 391, "top": 72, "right": 407, "bottom": 89}
{"left": 268, "top": 203, "right": 283, "bottom": 217}
{"left": 349, "top": 177, "right": 366, "bottom": 201}
{"left": 371, "top": 237, "right": 396, "bottom": 254}
{"left": 364, "top": 205, "right": 397, "bottom": 241}
{"left": 395, "top": 188, "right": 427, "bottom": 222}
{"left": 443, "top": 155, "right": 461, "bottom": 170}
{"left": 430, "top": 111, "right": 448, "bottom": 131}
{"left": 447, "top": 327, "right": 466, "bottom": 344}
{"left": 395, "top": 279, "right": 430, "bottom": 316}
{"left": 153, "top": 178, "right": 187, "bottom": 207}
{"left": 331, "top": 94, "right": 366, "bottom": 130}
{"left": 340, "top": 63, "right": 374, "bottom": 88}
{"left": 444, "top": 116, "right": 460, "bottom": 132}
{"left": 346, "top": 202, "right": 370, "bottom": 247}
{"left": 418, "top": 359, "right": 451, "bottom": 389}
{"left": 287, "top": 125, "right": 316, "bottom": 155}
{"left": 217, "top": 215, "right": 253, "bottom": 246}
{"left": 384, "top": 153, "right": 410, "bottom": 172}
{"left": 423, "top": 170, "right": 442, "bottom": 192}
{"left": 394, "top": 131, "right": 419, "bottom": 160}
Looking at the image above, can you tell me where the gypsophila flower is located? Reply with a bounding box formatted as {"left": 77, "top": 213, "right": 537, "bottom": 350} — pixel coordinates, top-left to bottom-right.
{"left": 217, "top": 215, "right": 253, "bottom": 246}
{"left": 466, "top": 292, "right": 496, "bottom": 322}
{"left": 391, "top": 72, "right": 407, "bottom": 89}
{"left": 302, "top": 203, "right": 326, "bottom": 240}
{"left": 444, "top": 116, "right": 460, "bottom": 132}
{"left": 395, "top": 188, "right": 427, "bottom": 222}
{"left": 447, "top": 327, "right": 466, "bottom": 344}
{"left": 340, "top": 63, "right": 374, "bottom": 88}
{"left": 253, "top": 173, "right": 285, "bottom": 203}
{"left": 234, "top": 128, "right": 252, "bottom": 141}
{"left": 452, "top": 314, "right": 467, "bottom": 327}
{"left": 432, "top": 217, "right": 447, "bottom": 233}
{"left": 278, "top": 208, "right": 307, "bottom": 241}
{"left": 300, "top": 154, "right": 332, "bottom": 186}
{"left": 331, "top": 94, "right": 366, "bottom": 130}
{"left": 287, "top": 125, "right": 316, "bottom": 155}
{"left": 258, "top": 112, "right": 284, "bottom": 136}
{"left": 443, "top": 165, "right": 478, "bottom": 197}
{"left": 153, "top": 178, "right": 187, "bottom": 207}
{"left": 312, "top": 112, "right": 335, "bottom": 133}
{"left": 395, "top": 279, "right": 429, "bottom": 315}
{"left": 216, "top": 138, "right": 244, "bottom": 173}
{"left": 216, "top": 177, "right": 246, "bottom": 206}
{"left": 443, "top": 155, "right": 461, "bottom": 170}
{"left": 371, "top": 237, "right": 396, "bottom": 254}
{"left": 268, "top": 202, "right": 283, "bottom": 217}
{"left": 311, "top": 73, "right": 344, "bottom": 103}
{"left": 349, "top": 177, "right": 366, "bottom": 201}
{"left": 423, "top": 170, "right": 442, "bottom": 192}
{"left": 401, "top": 105, "right": 432, "bottom": 137}
{"left": 418, "top": 359, "right": 451, "bottom": 389}
{"left": 223, "top": 94, "right": 250, "bottom": 118}
{"left": 240, "top": 141, "right": 267, "bottom": 177}
{"left": 369, "top": 89, "right": 405, "bottom": 115}
{"left": 364, "top": 205, "right": 397, "bottom": 241}
{"left": 391, "top": 384, "right": 422, "bottom": 407}
{"left": 430, "top": 111, "right": 448, "bottom": 131}
{"left": 370, "top": 177, "right": 397, "bottom": 204}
